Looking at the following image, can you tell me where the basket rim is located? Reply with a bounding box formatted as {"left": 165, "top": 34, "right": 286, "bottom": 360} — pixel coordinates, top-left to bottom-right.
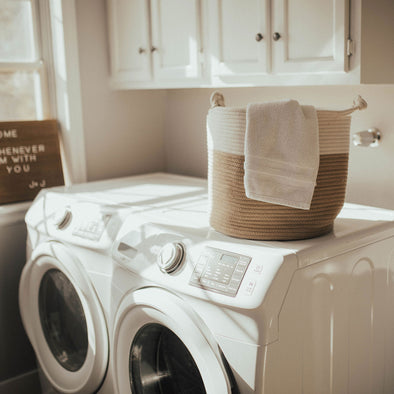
{"left": 208, "top": 106, "right": 353, "bottom": 116}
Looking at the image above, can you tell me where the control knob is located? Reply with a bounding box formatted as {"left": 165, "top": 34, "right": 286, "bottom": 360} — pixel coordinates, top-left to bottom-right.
{"left": 52, "top": 207, "right": 72, "bottom": 229}
{"left": 157, "top": 242, "right": 185, "bottom": 274}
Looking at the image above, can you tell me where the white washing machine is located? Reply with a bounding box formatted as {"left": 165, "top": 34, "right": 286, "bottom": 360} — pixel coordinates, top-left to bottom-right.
{"left": 19, "top": 172, "right": 206, "bottom": 394}
{"left": 110, "top": 176, "right": 394, "bottom": 394}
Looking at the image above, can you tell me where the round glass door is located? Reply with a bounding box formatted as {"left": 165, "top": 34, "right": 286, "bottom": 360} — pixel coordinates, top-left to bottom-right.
{"left": 129, "top": 323, "right": 206, "bottom": 394}
{"left": 38, "top": 268, "right": 88, "bottom": 372}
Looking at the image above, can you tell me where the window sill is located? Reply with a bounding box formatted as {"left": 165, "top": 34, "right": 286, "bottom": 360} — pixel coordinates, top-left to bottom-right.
{"left": 0, "top": 201, "right": 31, "bottom": 226}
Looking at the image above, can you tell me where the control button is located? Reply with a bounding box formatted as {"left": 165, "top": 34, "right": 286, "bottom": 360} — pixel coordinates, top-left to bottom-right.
{"left": 200, "top": 278, "right": 214, "bottom": 287}
{"left": 193, "top": 262, "right": 205, "bottom": 279}
{"left": 244, "top": 279, "right": 256, "bottom": 296}
{"left": 194, "top": 263, "right": 205, "bottom": 274}
{"left": 215, "top": 283, "right": 227, "bottom": 292}
{"left": 253, "top": 264, "right": 263, "bottom": 274}
{"left": 237, "top": 261, "right": 249, "bottom": 270}
{"left": 52, "top": 208, "right": 72, "bottom": 230}
{"left": 227, "top": 288, "right": 238, "bottom": 296}
{"left": 231, "top": 270, "right": 244, "bottom": 281}
{"left": 157, "top": 242, "right": 184, "bottom": 274}
{"left": 228, "top": 279, "right": 241, "bottom": 291}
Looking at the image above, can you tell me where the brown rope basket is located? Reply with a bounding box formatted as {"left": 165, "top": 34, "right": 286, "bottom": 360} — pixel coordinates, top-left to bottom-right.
{"left": 207, "top": 92, "right": 367, "bottom": 241}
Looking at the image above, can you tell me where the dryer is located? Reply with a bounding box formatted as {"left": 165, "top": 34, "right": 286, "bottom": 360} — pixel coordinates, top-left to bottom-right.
{"left": 19, "top": 173, "right": 206, "bottom": 394}
{"left": 110, "top": 176, "right": 394, "bottom": 394}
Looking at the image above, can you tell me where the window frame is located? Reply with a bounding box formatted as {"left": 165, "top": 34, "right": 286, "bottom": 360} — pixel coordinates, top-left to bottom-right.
{"left": 0, "top": 0, "right": 87, "bottom": 221}
{"left": 45, "top": 0, "right": 87, "bottom": 184}
{"left": 0, "top": 0, "right": 50, "bottom": 119}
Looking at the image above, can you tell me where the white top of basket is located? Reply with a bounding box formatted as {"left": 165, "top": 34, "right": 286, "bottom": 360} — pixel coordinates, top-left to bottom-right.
{"left": 207, "top": 91, "right": 367, "bottom": 156}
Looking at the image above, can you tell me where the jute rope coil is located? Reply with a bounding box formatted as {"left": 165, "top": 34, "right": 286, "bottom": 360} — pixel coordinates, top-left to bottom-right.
{"left": 207, "top": 91, "right": 367, "bottom": 240}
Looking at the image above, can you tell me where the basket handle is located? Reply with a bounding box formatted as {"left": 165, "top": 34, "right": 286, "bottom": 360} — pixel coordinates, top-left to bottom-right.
{"left": 331, "top": 95, "right": 368, "bottom": 116}
{"left": 209, "top": 91, "right": 367, "bottom": 115}
{"left": 210, "top": 91, "right": 225, "bottom": 108}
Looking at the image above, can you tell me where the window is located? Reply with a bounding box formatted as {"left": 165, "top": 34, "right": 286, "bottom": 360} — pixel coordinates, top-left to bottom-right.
{"left": 0, "top": 0, "right": 50, "bottom": 120}
{"left": 0, "top": 0, "right": 87, "bottom": 186}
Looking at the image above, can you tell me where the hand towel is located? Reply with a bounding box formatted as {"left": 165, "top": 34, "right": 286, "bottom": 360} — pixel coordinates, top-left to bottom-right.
{"left": 244, "top": 100, "right": 319, "bottom": 210}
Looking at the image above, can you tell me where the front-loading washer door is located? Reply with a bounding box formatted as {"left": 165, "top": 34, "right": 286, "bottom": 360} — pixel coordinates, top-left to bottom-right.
{"left": 113, "top": 287, "right": 238, "bottom": 394}
{"left": 39, "top": 268, "right": 89, "bottom": 373}
{"left": 19, "top": 242, "right": 108, "bottom": 394}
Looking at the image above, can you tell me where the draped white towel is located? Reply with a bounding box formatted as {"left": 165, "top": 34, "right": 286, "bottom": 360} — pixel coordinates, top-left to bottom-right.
{"left": 244, "top": 100, "right": 319, "bottom": 210}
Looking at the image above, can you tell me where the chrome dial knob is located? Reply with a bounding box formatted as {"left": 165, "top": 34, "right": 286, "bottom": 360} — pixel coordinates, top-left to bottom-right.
{"left": 157, "top": 242, "right": 185, "bottom": 274}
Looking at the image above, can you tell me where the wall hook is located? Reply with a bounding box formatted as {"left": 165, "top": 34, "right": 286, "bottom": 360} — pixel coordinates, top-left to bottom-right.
{"left": 353, "top": 128, "right": 381, "bottom": 147}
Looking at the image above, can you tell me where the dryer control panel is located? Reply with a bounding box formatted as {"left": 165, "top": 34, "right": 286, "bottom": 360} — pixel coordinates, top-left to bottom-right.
{"left": 44, "top": 201, "right": 119, "bottom": 250}
{"left": 189, "top": 247, "right": 251, "bottom": 297}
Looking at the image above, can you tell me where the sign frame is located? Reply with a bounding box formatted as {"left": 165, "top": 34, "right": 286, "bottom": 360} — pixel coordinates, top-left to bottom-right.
{"left": 0, "top": 120, "right": 64, "bottom": 204}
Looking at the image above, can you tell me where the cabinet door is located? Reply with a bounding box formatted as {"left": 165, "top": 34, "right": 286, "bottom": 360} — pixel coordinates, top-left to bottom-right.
{"left": 108, "top": 0, "right": 151, "bottom": 83}
{"left": 208, "top": 0, "right": 269, "bottom": 78}
{"left": 150, "top": 0, "right": 203, "bottom": 82}
{"left": 272, "top": 0, "right": 348, "bottom": 74}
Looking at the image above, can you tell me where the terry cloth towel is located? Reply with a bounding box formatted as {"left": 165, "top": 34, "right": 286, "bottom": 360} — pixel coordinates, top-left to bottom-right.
{"left": 244, "top": 100, "right": 319, "bottom": 210}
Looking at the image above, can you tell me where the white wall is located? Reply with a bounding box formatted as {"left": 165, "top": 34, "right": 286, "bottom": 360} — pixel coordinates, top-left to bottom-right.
{"left": 164, "top": 85, "right": 394, "bottom": 210}
{"left": 75, "top": 0, "right": 167, "bottom": 182}
{"left": 73, "top": 0, "right": 394, "bottom": 210}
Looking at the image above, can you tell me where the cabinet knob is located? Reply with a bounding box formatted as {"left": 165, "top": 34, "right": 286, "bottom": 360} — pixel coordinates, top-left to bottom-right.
{"left": 255, "top": 33, "right": 263, "bottom": 42}
{"left": 151, "top": 46, "right": 158, "bottom": 53}
{"left": 273, "top": 32, "right": 281, "bottom": 41}
{"left": 138, "top": 47, "right": 146, "bottom": 54}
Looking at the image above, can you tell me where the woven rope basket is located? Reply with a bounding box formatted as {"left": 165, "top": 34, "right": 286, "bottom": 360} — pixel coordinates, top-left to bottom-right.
{"left": 207, "top": 92, "right": 367, "bottom": 241}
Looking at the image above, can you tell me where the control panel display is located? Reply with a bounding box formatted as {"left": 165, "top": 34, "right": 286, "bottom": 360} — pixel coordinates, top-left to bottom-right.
{"left": 72, "top": 216, "right": 110, "bottom": 241}
{"left": 189, "top": 247, "right": 251, "bottom": 297}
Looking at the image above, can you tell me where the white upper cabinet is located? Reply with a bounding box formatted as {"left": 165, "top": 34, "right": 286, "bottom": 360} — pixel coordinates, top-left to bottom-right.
{"left": 108, "top": 0, "right": 205, "bottom": 88}
{"left": 108, "top": 0, "right": 151, "bottom": 83}
{"left": 271, "top": 0, "right": 347, "bottom": 74}
{"left": 151, "top": 0, "right": 203, "bottom": 82}
{"left": 107, "top": 0, "right": 394, "bottom": 88}
{"left": 208, "top": 0, "right": 349, "bottom": 85}
{"left": 208, "top": 0, "right": 269, "bottom": 78}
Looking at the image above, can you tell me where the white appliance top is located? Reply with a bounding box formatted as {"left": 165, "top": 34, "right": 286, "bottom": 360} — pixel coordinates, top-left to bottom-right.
{"left": 107, "top": 174, "right": 393, "bottom": 310}
{"left": 25, "top": 173, "right": 206, "bottom": 251}
{"left": 104, "top": 173, "right": 394, "bottom": 267}
{"left": 25, "top": 172, "right": 394, "bottom": 309}
{"left": 26, "top": 172, "right": 394, "bottom": 264}
{"left": 36, "top": 172, "right": 207, "bottom": 207}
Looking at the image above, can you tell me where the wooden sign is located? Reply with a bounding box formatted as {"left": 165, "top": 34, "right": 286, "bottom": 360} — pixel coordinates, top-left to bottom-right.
{"left": 0, "top": 120, "right": 64, "bottom": 204}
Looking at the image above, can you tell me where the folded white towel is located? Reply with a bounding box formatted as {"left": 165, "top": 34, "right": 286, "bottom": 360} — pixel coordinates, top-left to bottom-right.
{"left": 244, "top": 100, "right": 319, "bottom": 210}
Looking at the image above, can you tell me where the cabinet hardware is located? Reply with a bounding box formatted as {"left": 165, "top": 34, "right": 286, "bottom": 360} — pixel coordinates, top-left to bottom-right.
{"left": 353, "top": 128, "right": 381, "bottom": 147}
{"left": 138, "top": 47, "right": 146, "bottom": 54}
{"left": 151, "top": 46, "right": 158, "bottom": 53}
{"left": 346, "top": 38, "right": 354, "bottom": 57}
{"left": 255, "top": 33, "right": 263, "bottom": 42}
{"left": 273, "top": 32, "right": 281, "bottom": 41}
